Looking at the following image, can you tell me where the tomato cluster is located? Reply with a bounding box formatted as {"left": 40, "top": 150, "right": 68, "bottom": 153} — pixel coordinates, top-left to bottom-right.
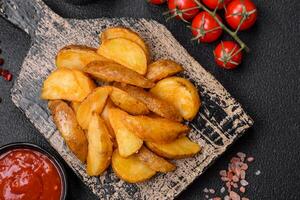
{"left": 147, "top": 0, "right": 258, "bottom": 70}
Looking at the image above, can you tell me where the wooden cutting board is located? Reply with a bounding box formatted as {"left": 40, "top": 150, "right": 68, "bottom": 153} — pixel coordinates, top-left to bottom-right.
{"left": 0, "top": 0, "right": 253, "bottom": 199}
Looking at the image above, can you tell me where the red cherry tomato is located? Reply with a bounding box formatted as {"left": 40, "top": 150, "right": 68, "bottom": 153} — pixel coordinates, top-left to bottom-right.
{"left": 191, "top": 11, "right": 223, "bottom": 43}
{"left": 168, "top": 0, "right": 200, "bottom": 22}
{"left": 202, "top": 0, "right": 231, "bottom": 10}
{"left": 147, "top": 0, "right": 166, "bottom": 5}
{"left": 214, "top": 41, "right": 243, "bottom": 69}
{"left": 225, "top": 0, "right": 257, "bottom": 31}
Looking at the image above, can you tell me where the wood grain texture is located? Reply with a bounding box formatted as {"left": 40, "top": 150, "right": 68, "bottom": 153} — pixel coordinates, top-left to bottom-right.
{"left": 7, "top": 0, "right": 253, "bottom": 199}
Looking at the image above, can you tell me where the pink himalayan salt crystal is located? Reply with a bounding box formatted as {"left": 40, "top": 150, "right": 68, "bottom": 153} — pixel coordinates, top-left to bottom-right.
{"left": 213, "top": 197, "right": 221, "bottom": 200}
{"left": 226, "top": 182, "right": 232, "bottom": 191}
{"left": 220, "top": 187, "right": 226, "bottom": 193}
{"left": 233, "top": 183, "right": 239, "bottom": 188}
{"left": 229, "top": 191, "right": 241, "bottom": 200}
{"left": 232, "top": 175, "right": 239, "bottom": 182}
{"left": 231, "top": 157, "right": 241, "bottom": 163}
{"left": 247, "top": 157, "right": 255, "bottom": 162}
{"left": 237, "top": 152, "right": 246, "bottom": 158}
{"left": 242, "top": 198, "right": 249, "bottom": 200}
{"left": 241, "top": 163, "right": 248, "bottom": 170}
{"left": 240, "top": 186, "right": 246, "bottom": 193}
{"left": 221, "top": 176, "right": 229, "bottom": 182}
{"left": 219, "top": 170, "right": 227, "bottom": 177}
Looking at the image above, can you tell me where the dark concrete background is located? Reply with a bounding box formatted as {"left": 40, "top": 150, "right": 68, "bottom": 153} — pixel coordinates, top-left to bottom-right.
{"left": 0, "top": 0, "right": 299, "bottom": 199}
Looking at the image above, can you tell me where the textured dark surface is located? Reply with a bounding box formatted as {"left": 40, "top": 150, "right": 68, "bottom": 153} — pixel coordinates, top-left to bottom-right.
{"left": 0, "top": 0, "right": 299, "bottom": 199}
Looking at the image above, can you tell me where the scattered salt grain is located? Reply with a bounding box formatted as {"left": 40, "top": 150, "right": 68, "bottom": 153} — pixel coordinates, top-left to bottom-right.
{"left": 247, "top": 157, "right": 255, "bottom": 162}
{"left": 209, "top": 189, "right": 215, "bottom": 194}
{"left": 241, "top": 163, "right": 248, "bottom": 170}
{"left": 240, "top": 170, "right": 246, "bottom": 179}
{"left": 224, "top": 195, "right": 230, "bottom": 200}
{"left": 219, "top": 170, "right": 227, "bottom": 177}
{"left": 203, "top": 188, "right": 209, "bottom": 193}
{"left": 205, "top": 194, "right": 209, "bottom": 199}
{"left": 220, "top": 187, "right": 225, "bottom": 193}
{"left": 240, "top": 180, "right": 249, "bottom": 186}
{"left": 221, "top": 177, "right": 229, "bottom": 182}
{"left": 255, "top": 170, "right": 261, "bottom": 176}
{"left": 233, "top": 183, "right": 239, "bottom": 188}
{"left": 237, "top": 152, "right": 246, "bottom": 158}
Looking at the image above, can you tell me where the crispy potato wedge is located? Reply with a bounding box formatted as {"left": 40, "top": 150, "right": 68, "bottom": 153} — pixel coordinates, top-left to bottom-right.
{"left": 56, "top": 45, "right": 108, "bottom": 70}
{"left": 124, "top": 114, "right": 189, "bottom": 143}
{"left": 97, "top": 38, "right": 147, "bottom": 75}
{"left": 70, "top": 101, "right": 81, "bottom": 113}
{"left": 76, "top": 86, "right": 111, "bottom": 130}
{"left": 100, "top": 99, "right": 116, "bottom": 140}
{"left": 150, "top": 77, "right": 201, "bottom": 121}
{"left": 110, "top": 87, "right": 149, "bottom": 115}
{"left": 137, "top": 146, "right": 176, "bottom": 173}
{"left": 146, "top": 136, "right": 201, "bottom": 159}
{"left": 41, "top": 68, "right": 96, "bottom": 102}
{"left": 112, "top": 149, "right": 156, "bottom": 183}
{"left": 114, "top": 83, "right": 182, "bottom": 121}
{"left": 146, "top": 60, "right": 184, "bottom": 82}
{"left": 86, "top": 114, "right": 113, "bottom": 176}
{"left": 84, "top": 61, "right": 154, "bottom": 88}
{"left": 100, "top": 27, "right": 150, "bottom": 63}
{"left": 48, "top": 100, "right": 88, "bottom": 163}
{"left": 109, "top": 108, "right": 143, "bottom": 157}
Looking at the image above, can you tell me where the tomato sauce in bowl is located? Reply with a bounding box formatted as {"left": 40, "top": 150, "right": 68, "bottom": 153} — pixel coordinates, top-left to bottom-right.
{"left": 0, "top": 143, "right": 67, "bottom": 200}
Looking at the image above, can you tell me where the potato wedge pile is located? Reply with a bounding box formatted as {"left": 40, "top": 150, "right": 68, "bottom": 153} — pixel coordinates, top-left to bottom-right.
{"left": 42, "top": 27, "right": 202, "bottom": 183}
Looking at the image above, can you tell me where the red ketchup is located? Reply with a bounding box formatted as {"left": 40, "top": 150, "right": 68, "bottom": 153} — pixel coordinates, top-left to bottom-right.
{"left": 0, "top": 149, "right": 62, "bottom": 200}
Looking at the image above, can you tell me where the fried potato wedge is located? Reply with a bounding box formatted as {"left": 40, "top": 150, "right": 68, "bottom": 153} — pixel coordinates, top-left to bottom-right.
{"left": 100, "top": 27, "right": 150, "bottom": 63}
{"left": 137, "top": 146, "right": 176, "bottom": 173}
{"left": 110, "top": 87, "right": 149, "bottom": 115}
{"left": 150, "top": 77, "right": 201, "bottom": 121}
{"left": 109, "top": 108, "right": 143, "bottom": 157}
{"left": 70, "top": 101, "right": 81, "bottom": 113}
{"left": 48, "top": 100, "right": 88, "bottom": 163}
{"left": 100, "top": 99, "right": 116, "bottom": 140}
{"left": 146, "top": 60, "right": 184, "bottom": 82}
{"left": 76, "top": 86, "right": 111, "bottom": 130}
{"left": 41, "top": 68, "right": 96, "bottom": 102}
{"left": 97, "top": 38, "right": 147, "bottom": 75}
{"left": 84, "top": 61, "right": 154, "bottom": 88}
{"left": 114, "top": 83, "right": 182, "bottom": 121}
{"left": 112, "top": 149, "right": 156, "bottom": 183}
{"left": 146, "top": 136, "right": 201, "bottom": 159}
{"left": 56, "top": 45, "right": 108, "bottom": 70}
{"left": 124, "top": 114, "right": 189, "bottom": 143}
{"left": 86, "top": 114, "right": 113, "bottom": 176}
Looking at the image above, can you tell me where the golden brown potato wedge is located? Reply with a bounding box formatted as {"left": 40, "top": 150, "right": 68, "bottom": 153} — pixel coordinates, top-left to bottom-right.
{"left": 124, "top": 114, "right": 189, "bottom": 143}
{"left": 70, "top": 101, "right": 81, "bottom": 113}
{"left": 137, "top": 146, "right": 176, "bottom": 173}
{"left": 146, "top": 136, "right": 201, "bottom": 159}
{"left": 109, "top": 108, "right": 143, "bottom": 157}
{"left": 86, "top": 114, "right": 113, "bottom": 176}
{"left": 41, "top": 68, "right": 96, "bottom": 102}
{"left": 84, "top": 61, "right": 154, "bottom": 88}
{"left": 76, "top": 86, "right": 111, "bottom": 130}
{"left": 112, "top": 149, "right": 156, "bottom": 183}
{"left": 97, "top": 38, "right": 147, "bottom": 75}
{"left": 100, "top": 99, "right": 116, "bottom": 140}
{"left": 150, "top": 77, "right": 201, "bottom": 121}
{"left": 110, "top": 87, "right": 149, "bottom": 115}
{"left": 48, "top": 100, "right": 88, "bottom": 163}
{"left": 100, "top": 27, "right": 150, "bottom": 63}
{"left": 114, "top": 83, "right": 182, "bottom": 121}
{"left": 146, "top": 60, "right": 184, "bottom": 82}
{"left": 56, "top": 45, "right": 108, "bottom": 70}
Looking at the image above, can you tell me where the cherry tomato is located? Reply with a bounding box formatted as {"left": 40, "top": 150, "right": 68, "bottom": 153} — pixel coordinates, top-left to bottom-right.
{"left": 168, "top": 0, "right": 200, "bottom": 22}
{"left": 202, "top": 0, "right": 231, "bottom": 10}
{"left": 225, "top": 0, "right": 257, "bottom": 31}
{"left": 191, "top": 11, "right": 223, "bottom": 43}
{"left": 147, "top": 0, "right": 166, "bottom": 5}
{"left": 214, "top": 41, "right": 242, "bottom": 69}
